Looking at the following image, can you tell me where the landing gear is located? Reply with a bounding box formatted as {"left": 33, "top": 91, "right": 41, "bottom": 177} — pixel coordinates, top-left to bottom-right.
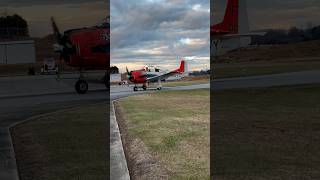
{"left": 75, "top": 79, "right": 88, "bottom": 94}
{"left": 157, "top": 79, "right": 162, "bottom": 91}
{"left": 133, "top": 84, "right": 147, "bottom": 91}
{"left": 142, "top": 84, "right": 147, "bottom": 91}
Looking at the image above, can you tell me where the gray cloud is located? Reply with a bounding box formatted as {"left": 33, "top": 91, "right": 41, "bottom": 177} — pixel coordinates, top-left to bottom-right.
{"left": 0, "top": 0, "right": 107, "bottom": 7}
{"left": 111, "top": 0, "right": 210, "bottom": 72}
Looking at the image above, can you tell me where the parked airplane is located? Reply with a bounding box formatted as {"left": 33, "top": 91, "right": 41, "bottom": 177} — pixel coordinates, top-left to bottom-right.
{"left": 126, "top": 60, "right": 186, "bottom": 91}
{"left": 51, "top": 17, "right": 110, "bottom": 94}
{"left": 211, "top": 0, "right": 261, "bottom": 56}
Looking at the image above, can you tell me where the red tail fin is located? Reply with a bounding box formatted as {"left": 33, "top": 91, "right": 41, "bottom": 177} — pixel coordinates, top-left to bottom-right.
{"left": 212, "top": 0, "right": 239, "bottom": 34}
{"left": 178, "top": 60, "right": 185, "bottom": 73}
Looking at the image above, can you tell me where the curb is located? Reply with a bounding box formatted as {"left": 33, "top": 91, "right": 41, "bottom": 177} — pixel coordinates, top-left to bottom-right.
{"left": 110, "top": 101, "right": 130, "bottom": 180}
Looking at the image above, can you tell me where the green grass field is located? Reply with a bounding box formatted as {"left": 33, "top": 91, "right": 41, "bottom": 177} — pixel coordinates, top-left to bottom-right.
{"left": 213, "top": 85, "right": 320, "bottom": 179}
{"left": 117, "top": 89, "right": 210, "bottom": 180}
{"left": 11, "top": 104, "right": 108, "bottom": 180}
{"left": 162, "top": 79, "right": 209, "bottom": 87}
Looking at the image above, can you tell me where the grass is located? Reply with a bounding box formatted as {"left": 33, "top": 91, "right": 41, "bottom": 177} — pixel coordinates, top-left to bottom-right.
{"left": 117, "top": 89, "right": 210, "bottom": 179}
{"left": 10, "top": 104, "right": 108, "bottom": 180}
{"left": 162, "top": 79, "right": 209, "bottom": 87}
{"left": 212, "top": 85, "right": 320, "bottom": 179}
{"left": 213, "top": 61, "right": 320, "bottom": 79}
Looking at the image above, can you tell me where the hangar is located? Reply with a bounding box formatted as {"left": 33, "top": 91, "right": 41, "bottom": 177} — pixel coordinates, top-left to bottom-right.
{"left": 0, "top": 40, "right": 36, "bottom": 64}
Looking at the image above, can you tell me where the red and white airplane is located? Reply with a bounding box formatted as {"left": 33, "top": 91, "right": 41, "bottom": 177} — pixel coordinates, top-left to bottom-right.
{"left": 211, "top": 0, "right": 262, "bottom": 56}
{"left": 126, "top": 60, "right": 186, "bottom": 91}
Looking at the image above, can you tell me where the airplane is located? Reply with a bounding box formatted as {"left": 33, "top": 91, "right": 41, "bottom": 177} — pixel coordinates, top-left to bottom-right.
{"left": 126, "top": 60, "right": 186, "bottom": 91}
{"left": 51, "top": 17, "right": 110, "bottom": 94}
{"left": 211, "top": 0, "right": 262, "bottom": 56}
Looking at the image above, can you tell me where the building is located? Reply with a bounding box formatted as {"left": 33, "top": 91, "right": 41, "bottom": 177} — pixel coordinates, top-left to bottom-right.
{"left": 0, "top": 40, "right": 36, "bottom": 64}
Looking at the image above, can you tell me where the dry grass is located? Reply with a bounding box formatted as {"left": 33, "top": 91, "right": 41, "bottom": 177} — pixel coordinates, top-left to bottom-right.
{"left": 10, "top": 104, "right": 109, "bottom": 180}
{"left": 116, "top": 89, "right": 210, "bottom": 180}
{"left": 212, "top": 85, "right": 320, "bottom": 179}
{"left": 213, "top": 40, "right": 320, "bottom": 79}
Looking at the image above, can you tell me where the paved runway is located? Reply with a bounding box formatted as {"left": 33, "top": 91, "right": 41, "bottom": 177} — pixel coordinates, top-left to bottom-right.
{"left": 212, "top": 70, "right": 320, "bottom": 90}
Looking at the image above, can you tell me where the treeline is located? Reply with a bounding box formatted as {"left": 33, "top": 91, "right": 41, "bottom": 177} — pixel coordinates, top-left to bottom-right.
{"left": 252, "top": 25, "right": 320, "bottom": 45}
{"left": 0, "top": 14, "right": 29, "bottom": 38}
{"left": 110, "top": 66, "right": 119, "bottom": 74}
{"left": 189, "top": 70, "right": 210, "bottom": 76}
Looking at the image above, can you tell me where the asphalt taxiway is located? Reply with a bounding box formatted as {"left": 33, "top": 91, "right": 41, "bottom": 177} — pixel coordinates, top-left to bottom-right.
{"left": 212, "top": 70, "right": 320, "bottom": 90}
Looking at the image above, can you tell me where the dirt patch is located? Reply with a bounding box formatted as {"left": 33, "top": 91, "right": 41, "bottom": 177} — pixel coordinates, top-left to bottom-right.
{"left": 114, "top": 101, "right": 169, "bottom": 180}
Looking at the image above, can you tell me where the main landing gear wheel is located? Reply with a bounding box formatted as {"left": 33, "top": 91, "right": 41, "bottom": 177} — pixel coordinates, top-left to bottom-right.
{"left": 133, "top": 86, "right": 138, "bottom": 91}
{"left": 142, "top": 85, "right": 147, "bottom": 91}
{"left": 157, "top": 87, "right": 162, "bottom": 90}
{"left": 75, "top": 80, "right": 88, "bottom": 94}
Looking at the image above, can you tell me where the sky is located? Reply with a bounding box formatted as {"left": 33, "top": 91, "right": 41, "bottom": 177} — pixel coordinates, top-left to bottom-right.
{"left": 1, "top": 0, "right": 319, "bottom": 72}
{"left": 212, "top": 0, "right": 320, "bottom": 30}
{"left": 0, "top": 0, "right": 108, "bottom": 37}
{"left": 111, "top": 0, "right": 210, "bottom": 72}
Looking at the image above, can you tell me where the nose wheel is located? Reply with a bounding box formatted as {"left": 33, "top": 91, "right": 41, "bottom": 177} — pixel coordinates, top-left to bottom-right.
{"left": 75, "top": 79, "right": 88, "bottom": 94}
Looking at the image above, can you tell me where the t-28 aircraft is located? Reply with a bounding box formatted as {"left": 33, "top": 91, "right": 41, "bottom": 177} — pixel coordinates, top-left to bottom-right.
{"left": 126, "top": 60, "right": 186, "bottom": 91}
{"left": 51, "top": 17, "right": 110, "bottom": 94}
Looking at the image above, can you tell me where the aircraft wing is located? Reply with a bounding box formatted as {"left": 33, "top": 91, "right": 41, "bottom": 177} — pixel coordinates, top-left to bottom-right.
{"left": 146, "top": 71, "right": 181, "bottom": 83}
{"left": 213, "top": 32, "right": 266, "bottom": 40}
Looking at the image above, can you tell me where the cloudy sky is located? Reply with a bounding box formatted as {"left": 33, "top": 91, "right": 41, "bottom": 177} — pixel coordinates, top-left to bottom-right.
{"left": 0, "top": 0, "right": 108, "bottom": 37}
{"left": 111, "top": 0, "right": 210, "bottom": 72}
{"left": 212, "top": 0, "right": 320, "bottom": 30}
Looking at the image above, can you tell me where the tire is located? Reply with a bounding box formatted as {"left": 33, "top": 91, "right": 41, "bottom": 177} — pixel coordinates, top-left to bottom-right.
{"left": 133, "top": 86, "right": 138, "bottom": 91}
{"left": 142, "top": 85, "right": 147, "bottom": 91}
{"left": 75, "top": 80, "right": 88, "bottom": 94}
{"left": 157, "top": 87, "right": 162, "bottom": 90}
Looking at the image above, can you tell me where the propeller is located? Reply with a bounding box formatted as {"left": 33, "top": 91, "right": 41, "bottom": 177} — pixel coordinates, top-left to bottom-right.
{"left": 51, "top": 17, "right": 73, "bottom": 68}
{"left": 51, "top": 17, "right": 63, "bottom": 45}
{"left": 126, "top": 67, "right": 134, "bottom": 81}
{"left": 51, "top": 17, "right": 68, "bottom": 79}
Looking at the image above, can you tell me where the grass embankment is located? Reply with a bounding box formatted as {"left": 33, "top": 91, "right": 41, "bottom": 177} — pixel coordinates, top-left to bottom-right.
{"left": 213, "top": 40, "right": 320, "bottom": 78}
{"left": 163, "top": 78, "right": 209, "bottom": 87}
{"left": 213, "top": 85, "right": 320, "bottom": 179}
{"left": 116, "top": 89, "right": 210, "bottom": 180}
{"left": 11, "top": 104, "right": 108, "bottom": 180}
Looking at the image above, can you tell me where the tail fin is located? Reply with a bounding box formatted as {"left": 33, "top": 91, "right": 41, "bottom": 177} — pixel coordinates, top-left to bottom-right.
{"left": 212, "top": 0, "right": 249, "bottom": 34}
{"left": 178, "top": 60, "right": 185, "bottom": 73}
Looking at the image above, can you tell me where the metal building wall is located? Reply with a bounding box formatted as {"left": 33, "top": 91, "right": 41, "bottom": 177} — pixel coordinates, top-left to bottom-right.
{"left": 0, "top": 40, "right": 36, "bottom": 64}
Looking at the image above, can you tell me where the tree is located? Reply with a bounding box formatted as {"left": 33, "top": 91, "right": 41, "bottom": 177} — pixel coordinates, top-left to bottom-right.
{"left": 110, "top": 66, "right": 119, "bottom": 74}
{"left": 0, "top": 14, "right": 29, "bottom": 38}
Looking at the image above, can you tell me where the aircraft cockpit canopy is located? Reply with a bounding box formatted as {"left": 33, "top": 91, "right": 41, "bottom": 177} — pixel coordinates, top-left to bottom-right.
{"left": 144, "top": 65, "right": 161, "bottom": 72}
